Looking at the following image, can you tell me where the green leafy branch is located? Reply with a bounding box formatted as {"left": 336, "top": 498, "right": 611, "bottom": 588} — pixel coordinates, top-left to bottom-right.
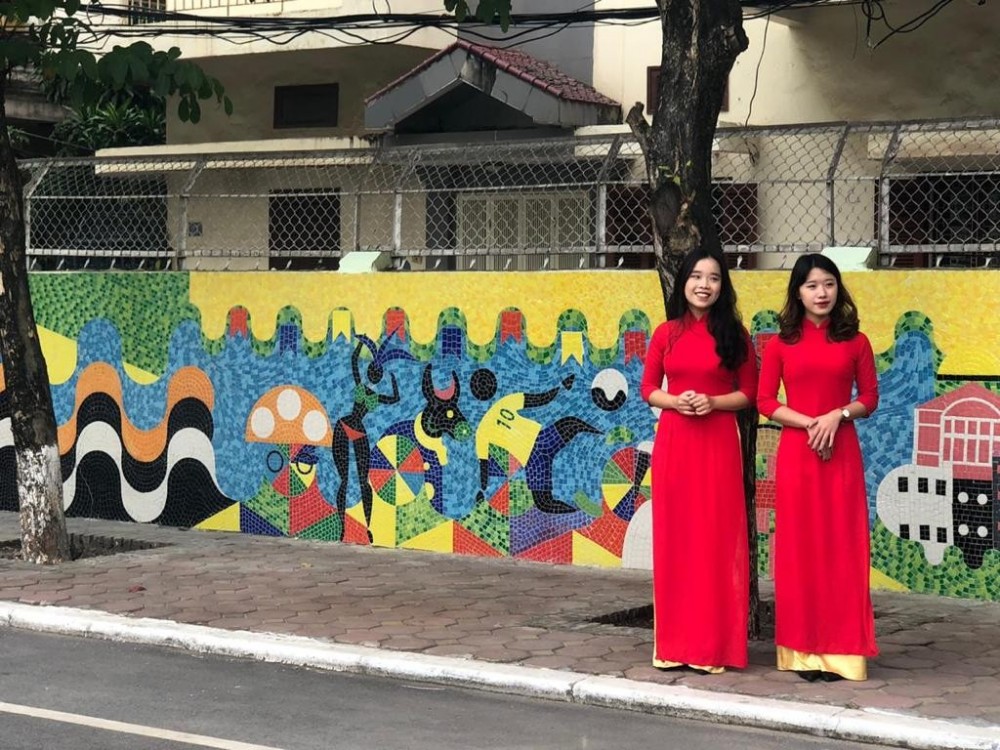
{"left": 0, "top": 1, "right": 232, "bottom": 123}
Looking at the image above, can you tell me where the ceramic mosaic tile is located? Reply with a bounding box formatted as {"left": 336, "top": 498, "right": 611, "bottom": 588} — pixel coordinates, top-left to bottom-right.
{"left": 2, "top": 269, "right": 997, "bottom": 602}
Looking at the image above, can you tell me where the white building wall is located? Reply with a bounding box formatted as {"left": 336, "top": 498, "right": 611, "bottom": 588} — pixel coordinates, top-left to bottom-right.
{"left": 102, "top": 0, "right": 453, "bottom": 60}
{"left": 166, "top": 45, "right": 440, "bottom": 144}
{"left": 593, "top": 0, "right": 1000, "bottom": 126}
{"left": 877, "top": 465, "right": 953, "bottom": 565}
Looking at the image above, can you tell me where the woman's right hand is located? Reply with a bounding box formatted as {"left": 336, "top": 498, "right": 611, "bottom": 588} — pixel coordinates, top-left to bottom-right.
{"left": 676, "top": 390, "right": 697, "bottom": 415}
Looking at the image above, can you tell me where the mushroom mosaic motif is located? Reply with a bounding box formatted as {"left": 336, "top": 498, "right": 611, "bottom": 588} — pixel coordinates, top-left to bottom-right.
{"left": 242, "top": 386, "right": 340, "bottom": 538}
{"left": 247, "top": 386, "right": 331, "bottom": 446}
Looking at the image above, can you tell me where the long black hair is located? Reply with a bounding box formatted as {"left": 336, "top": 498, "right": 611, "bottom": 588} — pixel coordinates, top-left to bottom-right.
{"left": 778, "top": 253, "right": 860, "bottom": 343}
{"left": 666, "top": 248, "right": 748, "bottom": 372}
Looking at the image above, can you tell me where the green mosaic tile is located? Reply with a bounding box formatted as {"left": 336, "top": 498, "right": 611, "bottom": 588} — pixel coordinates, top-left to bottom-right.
{"left": 250, "top": 335, "right": 277, "bottom": 357}
{"left": 750, "top": 310, "right": 780, "bottom": 335}
{"left": 589, "top": 344, "right": 618, "bottom": 367}
{"left": 467, "top": 340, "right": 496, "bottom": 363}
{"left": 396, "top": 491, "right": 444, "bottom": 544}
{"left": 604, "top": 425, "right": 634, "bottom": 445}
{"left": 297, "top": 515, "right": 343, "bottom": 542}
{"left": 755, "top": 454, "right": 768, "bottom": 481}
{"left": 870, "top": 520, "right": 1000, "bottom": 601}
{"left": 217, "top": 305, "right": 335, "bottom": 359}
{"left": 29, "top": 272, "right": 198, "bottom": 375}
{"left": 377, "top": 474, "right": 397, "bottom": 505}
{"left": 894, "top": 310, "right": 934, "bottom": 338}
{"left": 303, "top": 339, "right": 326, "bottom": 357}
{"left": 620, "top": 309, "right": 652, "bottom": 333}
{"left": 508, "top": 479, "right": 534, "bottom": 517}
{"left": 460, "top": 501, "right": 510, "bottom": 555}
{"left": 756, "top": 532, "right": 770, "bottom": 576}
{"left": 203, "top": 336, "right": 226, "bottom": 356}
{"left": 601, "top": 457, "right": 630, "bottom": 486}
{"left": 438, "top": 307, "right": 465, "bottom": 329}
{"left": 556, "top": 309, "right": 588, "bottom": 332}
{"left": 488, "top": 444, "right": 511, "bottom": 469}
{"left": 243, "top": 480, "right": 289, "bottom": 534}
{"left": 525, "top": 341, "right": 556, "bottom": 365}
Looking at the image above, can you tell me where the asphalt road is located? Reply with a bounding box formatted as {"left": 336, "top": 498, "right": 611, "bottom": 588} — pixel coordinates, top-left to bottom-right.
{"left": 0, "top": 628, "right": 888, "bottom": 750}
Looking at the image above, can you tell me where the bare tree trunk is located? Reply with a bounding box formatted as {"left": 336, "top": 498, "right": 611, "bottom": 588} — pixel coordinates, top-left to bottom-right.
{"left": 627, "top": 2, "right": 760, "bottom": 637}
{"left": 0, "top": 78, "right": 69, "bottom": 564}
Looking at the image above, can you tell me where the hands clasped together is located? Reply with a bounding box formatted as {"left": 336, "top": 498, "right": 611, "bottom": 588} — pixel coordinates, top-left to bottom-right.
{"left": 676, "top": 390, "right": 715, "bottom": 417}
{"left": 805, "top": 409, "right": 842, "bottom": 462}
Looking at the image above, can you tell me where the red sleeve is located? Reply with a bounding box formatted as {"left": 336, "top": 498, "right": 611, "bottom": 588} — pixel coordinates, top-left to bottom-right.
{"left": 640, "top": 323, "right": 668, "bottom": 402}
{"left": 854, "top": 333, "right": 879, "bottom": 415}
{"left": 756, "top": 336, "right": 783, "bottom": 419}
{"left": 735, "top": 329, "right": 758, "bottom": 403}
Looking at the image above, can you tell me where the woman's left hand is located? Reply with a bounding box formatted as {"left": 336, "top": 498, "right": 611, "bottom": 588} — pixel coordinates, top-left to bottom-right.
{"left": 688, "top": 393, "right": 715, "bottom": 416}
{"left": 807, "top": 410, "right": 842, "bottom": 451}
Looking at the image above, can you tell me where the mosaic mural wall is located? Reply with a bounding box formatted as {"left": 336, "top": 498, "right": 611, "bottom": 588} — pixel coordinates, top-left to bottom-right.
{"left": 1, "top": 270, "right": 998, "bottom": 600}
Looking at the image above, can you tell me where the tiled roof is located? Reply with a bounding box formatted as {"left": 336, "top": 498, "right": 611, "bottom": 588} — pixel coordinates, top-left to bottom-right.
{"left": 917, "top": 382, "right": 1000, "bottom": 411}
{"left": 366, "top": 39, "right": 619, "bottom": 108}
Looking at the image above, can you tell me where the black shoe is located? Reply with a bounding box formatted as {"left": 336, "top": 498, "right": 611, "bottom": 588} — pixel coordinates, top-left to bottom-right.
{"left": 820, "top": 671, "right": 844, "bottom": 682}
{"left": 797, "top": 670, "right": 822, "bottom": 682}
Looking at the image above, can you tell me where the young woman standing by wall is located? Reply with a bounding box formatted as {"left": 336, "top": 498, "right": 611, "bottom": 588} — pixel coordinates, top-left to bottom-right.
{"left": 757, "top": 253, "right": 879, "bottom": 682}
{"left": 641, "top": 248, "right": 757, "bottom": 673}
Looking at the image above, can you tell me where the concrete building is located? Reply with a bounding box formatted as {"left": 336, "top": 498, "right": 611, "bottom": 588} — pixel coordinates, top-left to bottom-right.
{"left": 68, "top": 1, "right": 1000, "bottom": 271}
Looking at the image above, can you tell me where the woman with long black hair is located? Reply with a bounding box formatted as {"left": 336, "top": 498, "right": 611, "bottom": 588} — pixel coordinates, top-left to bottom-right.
{"left": 641, "top": 247, "right": 756, "bottom": 673}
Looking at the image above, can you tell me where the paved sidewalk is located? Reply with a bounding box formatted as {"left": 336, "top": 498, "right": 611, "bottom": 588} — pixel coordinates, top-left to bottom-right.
{"left": 0, "top": 512, "right": 998, "bottom": 749}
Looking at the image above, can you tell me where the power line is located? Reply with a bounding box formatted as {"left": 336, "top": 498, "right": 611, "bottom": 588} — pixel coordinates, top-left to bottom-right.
{"left": 64, "top": 0, "right": 960, "bottom": 52}
{"left": 73, "top": 1, "right": 857, "bottom": 44}
{"left": 860, "top": 0, "right": 956, "bottom": 48}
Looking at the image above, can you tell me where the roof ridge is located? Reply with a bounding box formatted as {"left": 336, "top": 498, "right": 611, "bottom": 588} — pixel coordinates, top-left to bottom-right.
{"left": 366, "top": 40, "right": 619, "bottom": 109}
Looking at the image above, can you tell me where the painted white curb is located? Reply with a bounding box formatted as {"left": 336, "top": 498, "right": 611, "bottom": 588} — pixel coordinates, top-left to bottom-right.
{"left": 1, "top": 602, "right": 997, "bottom": 750}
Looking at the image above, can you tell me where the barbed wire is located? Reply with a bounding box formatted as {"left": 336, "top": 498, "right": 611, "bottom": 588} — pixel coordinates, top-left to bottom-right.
{"left": 20, "top": 119, "right": 1000, "bottom": 271}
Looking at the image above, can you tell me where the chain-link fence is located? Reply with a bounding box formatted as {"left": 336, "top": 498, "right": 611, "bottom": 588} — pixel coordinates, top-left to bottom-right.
{"left": 20, "top": 118, "right": 1000, "bottom": 271}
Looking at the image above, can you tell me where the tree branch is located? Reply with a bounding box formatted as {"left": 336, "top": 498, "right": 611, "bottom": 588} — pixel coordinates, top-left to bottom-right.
{"left": 625, "top": 101, "right": 653, "bottom": 184}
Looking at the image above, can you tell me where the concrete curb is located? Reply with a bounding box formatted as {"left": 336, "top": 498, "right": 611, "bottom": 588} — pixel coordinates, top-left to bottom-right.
{"left": 1, "top": 602, "right": 997, "bottom": 750}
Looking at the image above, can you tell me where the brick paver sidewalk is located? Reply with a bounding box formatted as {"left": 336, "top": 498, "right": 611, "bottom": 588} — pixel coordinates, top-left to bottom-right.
{"left": 1, "top": 513, "right": 998, "bottom": 727}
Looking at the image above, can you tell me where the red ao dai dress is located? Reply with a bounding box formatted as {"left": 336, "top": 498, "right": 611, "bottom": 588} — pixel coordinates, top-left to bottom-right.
{"left": 641, "top": 314, "right": 757, "bottom": 671}
{"left": 757, "top": 320, "right": 879, "bottom": 680}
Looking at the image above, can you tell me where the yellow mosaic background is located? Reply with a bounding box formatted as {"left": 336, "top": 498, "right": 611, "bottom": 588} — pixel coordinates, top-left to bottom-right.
{"left": 191, "top": 270, "right": 1000, "bottom": 376}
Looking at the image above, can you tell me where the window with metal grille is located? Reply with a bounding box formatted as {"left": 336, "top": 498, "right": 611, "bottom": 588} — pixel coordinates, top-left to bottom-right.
{"left": 274, "top": 84, "right": 340, "bottom": 129}
{"left": 456, "top": 192, "right": 590, "bottom": 252}
{"left": 267, "top": 189, "right": 341, "bottom": 270}
{"left": 128, "top": 0, "right": 166, "bottom": 25}
{"left": 29, "top": 168, "right": 169, "bottom": 269}
{"left": 886, "top": 174, "right": 1000, "bottom": 250}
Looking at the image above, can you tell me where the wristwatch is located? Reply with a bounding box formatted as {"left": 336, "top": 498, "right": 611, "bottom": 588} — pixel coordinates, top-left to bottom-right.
{"left": 840, "top": 408, "right": 851, "bottom": 421}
